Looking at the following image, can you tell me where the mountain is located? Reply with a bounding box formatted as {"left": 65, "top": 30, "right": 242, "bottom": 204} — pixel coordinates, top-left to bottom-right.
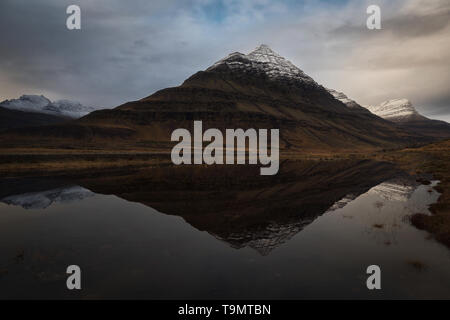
{"left": 0, "top": 106, "right": 69, "bottom": 131}
{"left": 366, "top": 99, "right": 450, "bottom": 139}
{"left": 0, "top": 45, "right": 423, "bottom": 152}
{"left": 78, "top": 45, "right": 420, "bottom": 151}
{"left": 0, "top": 94, "right": 97, "bottom": 119}
{"left": 326, "top": 88, "right": 373, "bottom": 115}
{"left": 366, "top": 99, "right": 423, "bottom": 122}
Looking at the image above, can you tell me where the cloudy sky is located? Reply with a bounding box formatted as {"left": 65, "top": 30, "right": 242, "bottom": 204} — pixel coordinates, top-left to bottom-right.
{"left": 0, "top": 0, "right": 449, "bottom": 121}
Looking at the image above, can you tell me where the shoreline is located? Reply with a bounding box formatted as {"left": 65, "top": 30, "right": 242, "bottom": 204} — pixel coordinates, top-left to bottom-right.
{"left": 371, "top": 140, "right": 450, "bottom": 248}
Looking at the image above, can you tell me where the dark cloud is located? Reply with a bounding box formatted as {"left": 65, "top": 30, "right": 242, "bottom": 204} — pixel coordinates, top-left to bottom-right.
{"left": 0, "top": 0, "right": 219, "bottom": 107}
{"left": 0, "top": 0, "right": 448, "bottom": 121}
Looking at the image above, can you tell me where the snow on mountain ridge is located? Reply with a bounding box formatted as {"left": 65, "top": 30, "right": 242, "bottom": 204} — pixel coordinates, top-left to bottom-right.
{"left": 0, "top": 95, "right": 97, "bottom": 119}
{"left": 325, "top": 88, "right": 376, "bottom": 116}
{"left": 0, "top": 95, "right": 51, "bottom": 113}
{"left": 207, "top": 44, "right": 317, "bottom": 86}
{"left": 326, "top": 88, "right": 361, "bottom": 109}
{"left": 365, "top": 98, "right": 422, "bottom": 121}
{"left": 45, "top": 99, "right": 96, "bottom": 118}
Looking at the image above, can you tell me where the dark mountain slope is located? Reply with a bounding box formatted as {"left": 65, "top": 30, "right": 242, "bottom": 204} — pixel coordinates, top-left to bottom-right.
{"left": 0, "top": 45, "right": 427, "bottom": 152}
{"left": 0, "top": 106, "right": 68, "bottom": 131}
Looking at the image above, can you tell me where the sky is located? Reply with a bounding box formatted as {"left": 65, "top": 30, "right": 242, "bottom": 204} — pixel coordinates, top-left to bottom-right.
{"left": 0, "top": 0, "right": 449, "bottom": 121}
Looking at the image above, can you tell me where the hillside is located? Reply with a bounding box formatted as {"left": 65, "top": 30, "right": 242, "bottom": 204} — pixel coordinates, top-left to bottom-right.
{"left": 0, "top": 45, "right": 425, "bottom": 153}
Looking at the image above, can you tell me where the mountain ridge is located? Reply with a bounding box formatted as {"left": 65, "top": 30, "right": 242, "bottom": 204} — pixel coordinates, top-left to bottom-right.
{"left": 366, "top": 99, "right": 423, "bottom": 122}
{"left": 0, "top": 45, "right": 430, "bottom": 152}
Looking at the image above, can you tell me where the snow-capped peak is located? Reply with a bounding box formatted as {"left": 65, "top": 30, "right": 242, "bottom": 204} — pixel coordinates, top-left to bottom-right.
{"left": 247, "top": 44, "right": 293, "bottom": 66}
{"left": 207, "top": 44, "right": 317, "bottom": 86}
{"left": 0, "top": 95, "right": 97, "bottom": 119}
{"left": 0, "top": 95, "right": 51, "bottom": 112}
{"left": 365, "top": 98, "right": 422, "bottom": 121}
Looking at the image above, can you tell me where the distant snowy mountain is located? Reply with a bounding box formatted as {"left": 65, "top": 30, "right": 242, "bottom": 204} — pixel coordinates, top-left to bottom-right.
{"left": 365, "top": 99, "right": 425, "bottom": 122}
{"left": 0, "top": 95, "right": 98, "bottom": 119}
{"left": 365, "top": 98, "right": 450, "bottom": 139}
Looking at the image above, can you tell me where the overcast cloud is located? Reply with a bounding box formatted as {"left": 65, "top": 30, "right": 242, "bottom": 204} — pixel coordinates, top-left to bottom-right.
{"left": 0, "top": 0, "right": 449, "bottom": 121}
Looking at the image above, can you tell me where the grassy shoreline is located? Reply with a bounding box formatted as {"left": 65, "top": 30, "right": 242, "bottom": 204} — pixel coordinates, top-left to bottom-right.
{"left": 371, "top": 140, "right": 450, "bottom": 248}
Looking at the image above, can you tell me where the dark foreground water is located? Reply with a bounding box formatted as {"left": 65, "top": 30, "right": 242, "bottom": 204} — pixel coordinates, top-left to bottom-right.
{"left": 0, "top": 160, "right": 449, "bottom": 299}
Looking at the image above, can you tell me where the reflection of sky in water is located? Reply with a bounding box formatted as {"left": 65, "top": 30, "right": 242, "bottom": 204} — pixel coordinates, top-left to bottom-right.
{"left": 0, "top": 179, "right": 449, "bottom": 299}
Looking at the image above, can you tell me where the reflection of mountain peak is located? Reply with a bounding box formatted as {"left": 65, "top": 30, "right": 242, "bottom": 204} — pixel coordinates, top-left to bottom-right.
{"left": 56, "top": 160, "right": 401, "bottom": 255}
{"left": 1, "top": 186, "right": 94, "bottom": 209}
{"left": 219, "top": 219, "right": 315, "bottom": 256}
{"left": 325, "top": 194, "right": 359, "bottom": 213}
{"left": 326, "top": 178, "right": 417, "bottom": 214}
{"left": 368, "top": 179, "right": 416, "bottom": 202}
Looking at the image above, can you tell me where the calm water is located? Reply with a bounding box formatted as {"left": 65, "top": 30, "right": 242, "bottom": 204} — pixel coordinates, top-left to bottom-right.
{"left": 0, "top": 161, "right": 449, "bottom": 299}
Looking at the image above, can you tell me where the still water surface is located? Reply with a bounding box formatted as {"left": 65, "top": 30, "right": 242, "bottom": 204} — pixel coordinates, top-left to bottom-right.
{"left": 0, "top": 162, "right": 449, "bottom": 299}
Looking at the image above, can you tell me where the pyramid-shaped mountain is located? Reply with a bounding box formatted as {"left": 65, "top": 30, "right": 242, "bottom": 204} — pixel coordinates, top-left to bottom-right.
{"left": 1, "top": 45, "right": 424, "bottom": 152}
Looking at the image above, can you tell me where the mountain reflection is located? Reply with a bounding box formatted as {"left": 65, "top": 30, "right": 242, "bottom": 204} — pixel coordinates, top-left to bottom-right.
{"left": 0, "top": 160, "right": 404, "bottom": 255}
